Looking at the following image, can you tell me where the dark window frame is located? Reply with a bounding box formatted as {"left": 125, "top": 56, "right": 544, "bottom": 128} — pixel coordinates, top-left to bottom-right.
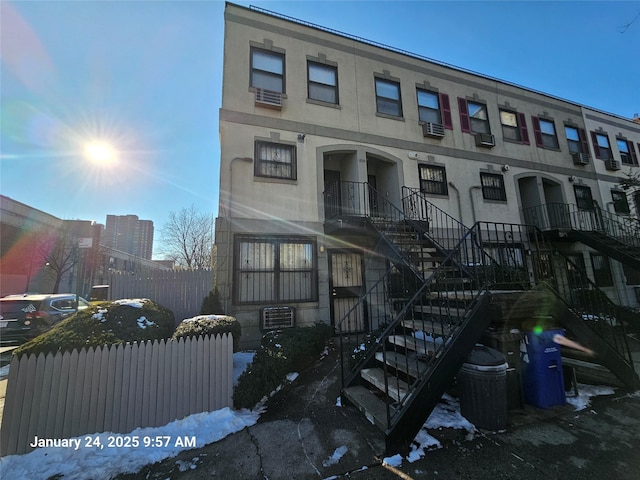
{"left": 590, "top": 254, "right": 613, "bottom": 287}
{"left": 564, "top": 125, "right": 589, "bottom": 155}
{"left": 532, "top": 116, "right": 559, "bottom": 149}
{"left": 250, "top": 47, "right": 285, "bottom": 93}
{"left": 617, "top": 138, "right": 639, "bottom": 166}
{"left": 480, "top": 172, "right": 507, "bottom": 201}
{"left": 375, "top": 78, "right": 403, "bottom": 117}
{"left": 612, "top": 190, "right": 630, "bottom": 214}
{"left": 418, "top": 164, "right": 448, "bottom": 196}
{"left": 574, "top": 185, "right": 594, "bottom": 210}
{"left": 466, "top": 100, "right": 491, "bottom": 134}
{"left": 233, "top": 235, "right": 318, "bottom": 305}
{"left": 591, "top": 131, "right": 613, "bottom": 160}
{"left": 499, "top": 109, "right": 529, "bottom": 144}
{"left": 307, "top": 61, "right": 338, "bottom": 104}
{"left": 254, "top": 140, "right": 297, "bottom": 180}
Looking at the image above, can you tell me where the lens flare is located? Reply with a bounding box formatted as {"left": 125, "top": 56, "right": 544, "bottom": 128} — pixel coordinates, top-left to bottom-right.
{"left": 84, "top": 141, "right": 117, "bottom": 165}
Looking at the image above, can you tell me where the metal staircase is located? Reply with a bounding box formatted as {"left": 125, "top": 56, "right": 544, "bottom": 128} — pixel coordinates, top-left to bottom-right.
{"left": 523, "top": 202, "right": 640, "bottom": 269}
{"left": 325, "top": 184, "right": 639, "bottom": 454}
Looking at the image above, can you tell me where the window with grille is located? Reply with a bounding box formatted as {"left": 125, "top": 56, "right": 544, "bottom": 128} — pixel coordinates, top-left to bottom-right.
{"left": 255, "top": 141, "right": 296, "bottom": 180}
{"left": 234, "top": 236, "right": 317, "bottom": 305}
{"left": 480, "top": 172, "right": 506, "bottom": 201}
{"left": 251, "top": 48, "right": 285, "bottom": 93}
{"left": 418, "top": 164, "right": 448, "bottom": 195}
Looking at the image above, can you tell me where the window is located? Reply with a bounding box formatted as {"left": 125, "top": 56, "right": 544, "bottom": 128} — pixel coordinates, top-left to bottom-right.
{"left": 307, "top": 62, "right": 337, "bottom": 104}
{"left": 251, "top": 48, "right": 285, "bottom": 93}
{"left": 590, "top": 254, "right": 613, "bottom": 287}
{"left": 574, "top": 185, "right": 594, "bottom": 210}
{"left": 375, "top": 78, "right": 402, "bottom": 117}
{"left": 480, "top": 173, "right": 506, "bottom": 201}
{"left": 235, "top": 236, "right": 317, "bottom": 304}
{"left": 418, "top": 164, "right": 448, "bottom": 195}
{"left": 459, "top": 100, "right": 490, "bottom": 134}
{"left": 590, "top": 132, "right": 613, "bottom": 160}
{"left": 500, "top": 110, "right": 529, "bottom": 143}
{"left": 255, "top": 141, "right": 296, "bottom": 180}
{"left": 565, "top": 126, "right": 588, "bottom": 155}
{"left": 417, "top": 90, "right": 441, "bottom": 124}
{"left": 532, "top": 117, "right": 559, "bottom": 149}
{"left": 566, "top": 254, "right": 586, "bottom": 289}
{"left": 617, "top": 138, "right": 638, "bottom": 166}
{"left": 612, "top": 190, "right": 630, "bottom": 214}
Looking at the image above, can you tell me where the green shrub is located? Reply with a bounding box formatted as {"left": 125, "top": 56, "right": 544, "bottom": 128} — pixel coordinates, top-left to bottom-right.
{"left": 172, "top": 315, "right": 241, "bottom": 351}
{"left": 200, "top": 287, "right": 224, "bottom": 315}
{"left": 233, "top": 323, "right": 332, "bottom": 410}
{"left": 13, "top": 299, "right": 175, "bottom": 357}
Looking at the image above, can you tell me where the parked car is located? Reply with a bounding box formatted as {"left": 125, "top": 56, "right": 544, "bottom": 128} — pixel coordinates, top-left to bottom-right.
{"left": 0, "top": 294, "right": 90, "bottom": 345}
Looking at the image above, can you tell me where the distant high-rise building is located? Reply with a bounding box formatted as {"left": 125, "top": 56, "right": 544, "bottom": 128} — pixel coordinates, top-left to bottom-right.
{"left": 103, "top": 214, "right": 154, "bottom": 260}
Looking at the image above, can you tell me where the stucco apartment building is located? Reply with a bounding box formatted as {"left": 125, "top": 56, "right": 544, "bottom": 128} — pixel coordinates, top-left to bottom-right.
{"left": 215, "top": 3, "right": 640, "bottom": 348}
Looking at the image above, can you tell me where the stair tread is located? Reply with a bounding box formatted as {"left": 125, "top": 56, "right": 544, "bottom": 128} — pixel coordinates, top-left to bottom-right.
{"left": 388, "top": 334, "right": 439, "bottom": 356}
{"left": 361, "top": 367, "right": 410, "bottom": 402}
{"left": 402, "top": 318, "right": 457, "bottom": 335}
{"left": 342, "top": 385, "right": 388, "bottom": 431}
{"left": 411, "top": 305, "right": 467, "bottom": 317}
{"left": 374, "top": 351, "right": 428, "bottom": 378}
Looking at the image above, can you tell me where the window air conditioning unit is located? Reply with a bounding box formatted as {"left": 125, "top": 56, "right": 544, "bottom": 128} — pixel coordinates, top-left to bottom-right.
{"left": 261, "top": 306, "right": 295, "bottom": 330}
{"left": 474, "top": 132, "right": 495, "bottom": 148}
{"left": 255, "top": 88, "right": 283, "bottom": 110}
{"left": 571, "top": 152, "right": 590, "bottom": 165}
{"left": 605, "top": 158, "right": 621, "bottom": 171}
{"left": 422, "top": 122, "right": 445, "bottom": 138}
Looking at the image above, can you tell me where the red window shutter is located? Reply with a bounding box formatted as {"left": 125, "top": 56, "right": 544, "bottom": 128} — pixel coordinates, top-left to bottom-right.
{"left": 440, "top": 93, "right": 453, "bottom": 130}
{"left": 531, "top": 116, "right": 543, "bottom": 147}
{"left": 458, "top": 97, "right": 470, "bottom": 133}
{"left": 590, "top": 131, "right": 601, "bottom": 159}
{"left": 629, "top": 141, "right": 638, "bottom": 166}
{"left": 578, "top": 128, "right": 589, "bottom": 154}
{"left": 518, "top": 113, "right": 530, "bottom": 145}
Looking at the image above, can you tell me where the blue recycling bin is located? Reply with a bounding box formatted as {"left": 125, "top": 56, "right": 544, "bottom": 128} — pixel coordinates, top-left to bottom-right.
{"left": 521, "top": 329, "right": 566, "bottom": 409}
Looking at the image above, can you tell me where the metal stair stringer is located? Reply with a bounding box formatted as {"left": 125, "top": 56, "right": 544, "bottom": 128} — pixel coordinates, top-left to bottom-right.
{"left": 383, "top": 290, "right": 491, "bottom": 454}
{"left": 570, "top": 230, "right": 640, "bottom": 271}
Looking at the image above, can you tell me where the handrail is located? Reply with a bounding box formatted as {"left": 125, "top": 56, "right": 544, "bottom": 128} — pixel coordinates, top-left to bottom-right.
{"left": 522, "top": 203, "right": 640, "bottom": 248}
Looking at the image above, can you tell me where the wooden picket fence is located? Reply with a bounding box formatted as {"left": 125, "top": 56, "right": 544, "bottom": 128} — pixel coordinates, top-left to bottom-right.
{"left": 0, "top": 334, "right": 233, "bottom": 456}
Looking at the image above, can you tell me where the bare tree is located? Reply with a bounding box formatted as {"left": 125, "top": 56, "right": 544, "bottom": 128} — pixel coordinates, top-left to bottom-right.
{"left": 34, "top": 224, "right": 81, "bottom": 293}
{"left": 159, "top": 205, "right": 214, "bottom": 269}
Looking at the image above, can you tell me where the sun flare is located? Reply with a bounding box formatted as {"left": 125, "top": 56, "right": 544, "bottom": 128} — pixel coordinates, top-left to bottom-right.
{"left": 84, "top": 141, "right": 117, "bottom": 165}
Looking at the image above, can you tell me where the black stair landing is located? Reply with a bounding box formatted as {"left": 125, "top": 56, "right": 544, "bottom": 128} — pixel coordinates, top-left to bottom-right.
{"left": 567, "top": 230, "right": 640, "bottom": 271}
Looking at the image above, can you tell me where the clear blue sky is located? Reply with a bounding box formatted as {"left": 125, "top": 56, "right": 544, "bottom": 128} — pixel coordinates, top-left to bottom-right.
{"left": 2, "top": 1, "right": 639, "bottom": 258}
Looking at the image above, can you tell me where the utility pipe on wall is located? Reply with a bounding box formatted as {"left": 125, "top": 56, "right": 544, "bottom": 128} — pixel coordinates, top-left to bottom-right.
{"left": 469, "top": 186, "right": 481, "bottom": 224}
{"left": 448, "top": 181, "right": 464, "bottom": 225}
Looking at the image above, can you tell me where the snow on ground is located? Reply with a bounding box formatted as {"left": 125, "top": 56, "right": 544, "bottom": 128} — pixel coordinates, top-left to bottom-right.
{"left": 0, "top": 352, "right": 260, "bottom": 480}
{"left": 0, "top": 349, "right": 620, "bottom": 479}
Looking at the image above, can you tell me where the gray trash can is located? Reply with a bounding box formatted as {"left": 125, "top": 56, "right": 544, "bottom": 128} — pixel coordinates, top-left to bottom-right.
{"left": 458, "top": 345, "right": 508, "bottom": 430}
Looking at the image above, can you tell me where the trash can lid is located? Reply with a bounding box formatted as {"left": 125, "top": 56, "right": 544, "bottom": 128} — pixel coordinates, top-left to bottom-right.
{"left": 465, "top": 344, "right": 506, "bottom": 366}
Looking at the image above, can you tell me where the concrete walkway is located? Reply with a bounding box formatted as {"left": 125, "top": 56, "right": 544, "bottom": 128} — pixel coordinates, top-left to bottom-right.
{"left": 114, "top": 344, "right": 640, "bottom": 480}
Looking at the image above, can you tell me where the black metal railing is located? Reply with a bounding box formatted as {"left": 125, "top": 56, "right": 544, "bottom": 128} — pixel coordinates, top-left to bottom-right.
{"left": 402, "top": 187, "right": 470, "bottom": 251}
{"left": 523, "top": 203, "right": 640, "bottom": 248}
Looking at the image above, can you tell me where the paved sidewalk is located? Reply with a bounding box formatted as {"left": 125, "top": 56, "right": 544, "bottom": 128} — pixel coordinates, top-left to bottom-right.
{"left": 115, "top": 344, "right": 640, "bottom": 480}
